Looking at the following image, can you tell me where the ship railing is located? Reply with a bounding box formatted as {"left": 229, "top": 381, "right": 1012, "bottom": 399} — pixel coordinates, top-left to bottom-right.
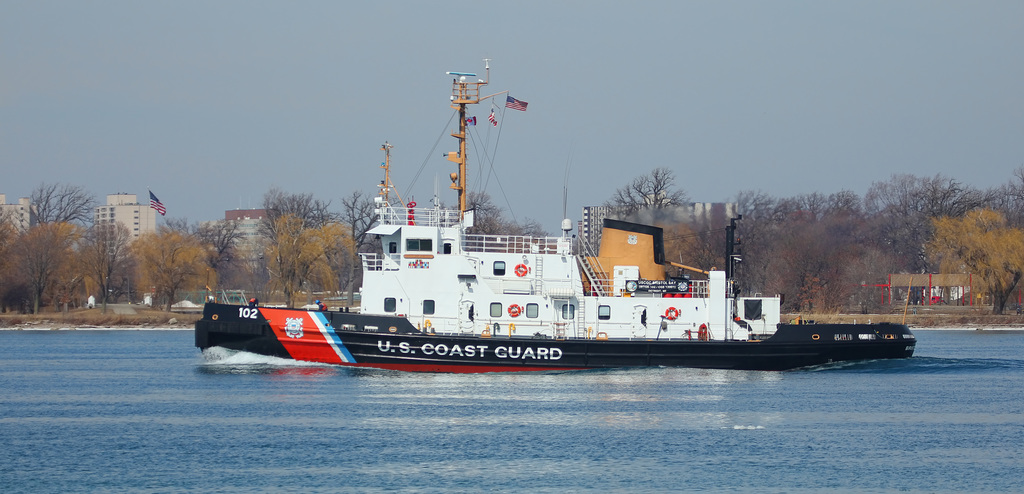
{"left": 685, "top": 280, "right": 709, "bottom": 298}
{"left": 462, "top": 234, "right": 564, "bottom": 254}
{"left": 452, "top": 80, "right": 480, "bottom": 103}
{"left": 575, "top": 236, "right": 611, "bottom": 296}
{"left": 376, "top": 205, "right": 462, "bottom": 228}
{"left": 360, "top": 253, "right": 400, "bottom": 272}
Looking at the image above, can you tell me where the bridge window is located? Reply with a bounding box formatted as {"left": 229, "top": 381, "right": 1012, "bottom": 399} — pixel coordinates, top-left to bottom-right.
{"left": 598, "top": 305, "right": 611, "bottom": 320}
{"left": 384, "top": 297, "right": 396, "bottom": 312}
{"left": 526, "top": 303, "right": 539, "bottom": 318}
{"left": 490, "top": 302, "right": 502, "bottom": 318}
{"left": 406, "top": 238, "right": 433, "bottom": 252}
{"left": 493, "top": 261, "right": 506, "bottom": 276}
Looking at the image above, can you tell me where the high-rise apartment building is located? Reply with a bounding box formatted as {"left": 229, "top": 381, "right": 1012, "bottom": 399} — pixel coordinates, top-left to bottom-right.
{"left": 94, "top": 193, "right": 157, "bottom": 238}
{"left": 0, "top": 194, "right": 37, "bottom": 231}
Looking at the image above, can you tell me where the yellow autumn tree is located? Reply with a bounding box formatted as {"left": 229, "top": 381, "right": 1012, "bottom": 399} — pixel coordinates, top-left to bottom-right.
{"left": 134, "top": 228, "right": 207, "bottom": 311}
{"left": 11, "top": 222, "right": 82, "bottom": 313}
{"left": 928, "top": 209, "right": 1024, "bottom": 314}
{"left": 315, "top": 221, "right": 355, "bottom": 298}
{"left": 265, "top": 214, "right": 343, "bottom": 307}
{"left": 0, "top": 214, "right": 17, "bottom": 310}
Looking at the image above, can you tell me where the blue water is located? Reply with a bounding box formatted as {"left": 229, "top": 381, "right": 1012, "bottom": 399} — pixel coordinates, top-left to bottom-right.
{"left": 1, "top": 330, "right": 1022, "bottom": 493}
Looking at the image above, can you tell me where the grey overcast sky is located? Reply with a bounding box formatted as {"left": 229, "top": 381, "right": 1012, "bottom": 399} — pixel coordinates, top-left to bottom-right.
{"left": 2, "top": 1, "right": 1022, "bottom": 232}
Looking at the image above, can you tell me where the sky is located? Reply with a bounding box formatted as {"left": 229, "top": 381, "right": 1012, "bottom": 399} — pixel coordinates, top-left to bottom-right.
{"left": 3, "top": 1, "right": 1022, "bottom": 233}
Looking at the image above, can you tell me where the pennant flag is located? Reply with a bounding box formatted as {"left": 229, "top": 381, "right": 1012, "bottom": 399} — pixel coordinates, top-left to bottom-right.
{"left": 505, "top": 95, "right": 528, "bottom": 111}
{"left": 488, "top": 110, "right": 497, "bottom": 126}
{"left": 149, "top": 190, "right": 166, "bottom": 216}
{"left": 467, "top": 116, "right": 477, "bottom": 126}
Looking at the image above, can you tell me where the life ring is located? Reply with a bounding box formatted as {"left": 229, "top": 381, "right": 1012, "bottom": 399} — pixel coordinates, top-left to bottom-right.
{"left": 407, "top": 201, "right": 417, "bottom": 225}
{"left": 664, "top": 307, "right": 680, "bottom": 320}
{"left": 508, "top": 304, "right": 523, "bottom": 317}
{"left": 514, "top": 263, "right": 529, "bottom": 277}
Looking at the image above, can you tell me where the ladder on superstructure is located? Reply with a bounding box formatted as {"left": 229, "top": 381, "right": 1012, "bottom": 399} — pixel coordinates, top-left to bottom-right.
{"left": 577, "top": 237, "right": 609, "bottom": 296}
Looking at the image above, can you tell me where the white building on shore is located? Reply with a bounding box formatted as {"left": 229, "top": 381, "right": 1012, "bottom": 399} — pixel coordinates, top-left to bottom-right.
{"left": 0, "top": 194, "right": 37, "bottom": 231}
{"left": 93, "top": 193, "right": 157, "bottom": 239}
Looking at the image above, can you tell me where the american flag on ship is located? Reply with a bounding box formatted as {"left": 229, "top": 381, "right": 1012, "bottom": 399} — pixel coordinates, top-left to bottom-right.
{"left": 149, "top": 190, "right": 166, "bottom": 216}
{"left": 505, "top": 95, "right": 528, "bottom": 111}
{"left": 488, "top": 110, "right": 497, "bottom": 126}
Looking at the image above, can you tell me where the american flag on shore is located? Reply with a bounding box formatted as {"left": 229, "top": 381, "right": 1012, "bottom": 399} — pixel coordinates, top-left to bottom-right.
{"left": 505, "top": 95, "right": 528, "bottom": 111}
{"left": 149, "top": 190, "right": 166, "bottom": 216}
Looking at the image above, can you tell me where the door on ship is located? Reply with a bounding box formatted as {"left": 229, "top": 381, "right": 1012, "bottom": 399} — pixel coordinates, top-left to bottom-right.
{"left": 631, "top": 304, "right": 648, "bottom": 338}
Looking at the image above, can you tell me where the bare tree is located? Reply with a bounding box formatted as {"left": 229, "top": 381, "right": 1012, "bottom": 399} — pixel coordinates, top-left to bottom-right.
{"left": 465, "top": 192, "right": 548, "bottom": 236}
{"left": 917, "top": 175, "right": 991, "bottom": 218}
{"left": 340, "top": 190, "right": 377, "bottom": 254}
{"left": 605, "top": 167, "right": 688, "bottom": 216}
{"left": 733, "top": 190, "right": 781, "bottom": 295}
{"left": 991, "top": 166, "right": 1024, "bottom": 227}
{"left": 197, "top": 220, "right": 242, "bottom": 271}
{"left": 31, "top": 183, "right": 95, "bottom": 225}
{"left": 262, "top": 187, "right": 337, "bottom": 235}
{"left": 339, "top": 190, "right": 377, "bottom": 306}
{"left": 163, "top": 217, "right": 193, "bottom": 233}
{"left": 80, "top": 222, "right": 135, "bottom": 313}
{"left": 864, "top": 173, "right": 989, "bottom": 273}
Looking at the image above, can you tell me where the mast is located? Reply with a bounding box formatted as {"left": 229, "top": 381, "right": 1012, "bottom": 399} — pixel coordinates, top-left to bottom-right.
{"left": 378, "top": 141, "right": 404, "bottom": 206}
{"left": 446, "top": 60, "right": 491, "bottom": 217}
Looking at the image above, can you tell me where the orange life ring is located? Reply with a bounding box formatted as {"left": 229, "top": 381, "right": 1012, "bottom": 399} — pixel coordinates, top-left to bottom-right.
{"left": 664, "top": 307, "right": 680, "bottom": 320}
{"left": 514, "top": 264, "right": 528, "bottom": 277}
{"left": 508, "top": 304, "right": 523, "bottom": 317}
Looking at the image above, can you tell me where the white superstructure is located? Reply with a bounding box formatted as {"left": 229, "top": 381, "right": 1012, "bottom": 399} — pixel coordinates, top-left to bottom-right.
{"left": 358, "top": 198, "right": 781, "bottom": 342}
{"left": 357, "top": 62, "right": 781, "bottom": 342}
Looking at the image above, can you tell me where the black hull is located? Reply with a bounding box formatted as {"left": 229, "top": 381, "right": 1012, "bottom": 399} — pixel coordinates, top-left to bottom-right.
{"left": 195, "top": 303, "right": 916, "bottom": 372}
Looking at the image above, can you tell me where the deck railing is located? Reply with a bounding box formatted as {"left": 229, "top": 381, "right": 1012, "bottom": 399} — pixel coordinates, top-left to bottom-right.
{"left": 377, "top": 205, "right": 462, "bottom": 228}
{"left": 462, "top": 234, "right": 565, "bottom": 254}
